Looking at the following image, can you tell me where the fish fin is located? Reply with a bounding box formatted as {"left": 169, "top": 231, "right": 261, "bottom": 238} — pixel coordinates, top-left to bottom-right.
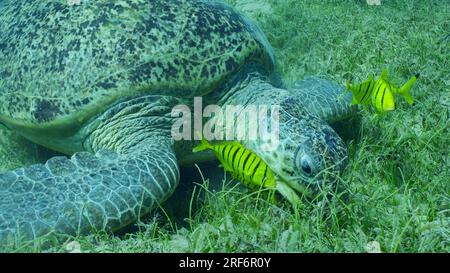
{"left": 398, "top": 75, "right": 417, "bottom": 105}
{"left": 221, "top": 163, "right": 234, "bottom": 173}
{"left": 219, "top": 163, "right": 234, "bottom": 174}
{"left": 192, "top": 136, "right": 213, "bottom": 153}
{"left": 345, "top": 80, "right": 352, "bottom": 91}
{"left": 376, "top": 106, "right": 394, "bottom": 114}
{"left": 345, "top": 80, "right": 359, "bottom": 104}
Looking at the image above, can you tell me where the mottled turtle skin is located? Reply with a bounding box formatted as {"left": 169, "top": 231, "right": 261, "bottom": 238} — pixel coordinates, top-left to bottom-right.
{"left": 0, "top": 0, "right": 356, "bottom": 245}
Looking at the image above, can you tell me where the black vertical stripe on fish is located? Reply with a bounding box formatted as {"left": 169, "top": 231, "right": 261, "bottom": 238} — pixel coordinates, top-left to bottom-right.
{"left": 361, "top": 81, "right": 373, "bottom": 103}
{"left": 241, "top": 153, "right": 253, "bottom": 179}
{"left": 380, "top": 85, "right": 387, "bottom": 111}
{"left": 228, "top": 146, "right": 239, "bottom": 166}
{"left": 224, "top": 145, "right": 232, "bottom": 160}
{"left": 250, "top": 160, "right": 261, "bottom": 182}
{"left": 262, "top": 165, "right": 268, "bottom": 186}
{"left": 374, "top": 80, "right": 382, "bottom": 92}
{"left": 355, "top": 83, "right": 363, "bottom": 100}
{"left": 389, "top": 83, "right": 396, "bottom": 93}
{"left": 373, "top": 81, "right": 384, "bottom": 104}
{"left": 217, "top": 145, "right": 226, "bottom": 157}
{"left": 239, "top": 150, "right": 251, "bottom": 170}
{"left": 234, "top": 150, "right": 247, "bottom": 184}
{"left": 243, "top": 154, "right": 257, "bottom": 181}
{"left": 244, "top": 153, "right": 256, "bottom": 170}
{"left": 247, "top": 156, "right": 259, "bottom": 178}
{"left": 233, "top": 147, "right": 245, "bottom": 170}
{"left": 227, "top": 147, "right": 239, "bottom": 170}
{"left": 237, "top": 151, "right": 251, "bottom": 180}
{"left": 376, "top": 83, "right": 387, "bottom": 110}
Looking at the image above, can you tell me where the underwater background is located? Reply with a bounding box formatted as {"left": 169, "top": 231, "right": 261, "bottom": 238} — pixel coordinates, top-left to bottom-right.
{"left": 0, "top": 0, "right": 448, "bottom": 252}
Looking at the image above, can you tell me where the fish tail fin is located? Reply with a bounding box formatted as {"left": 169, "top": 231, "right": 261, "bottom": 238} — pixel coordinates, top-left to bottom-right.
{"left": 345, "top": 80, "right": 351, "bottom": 91}
{"left": 192, "top": 135, "right": 213, "bottom": 153}
{"left": 398, "top": 74, "right": 418, "bottom": 105}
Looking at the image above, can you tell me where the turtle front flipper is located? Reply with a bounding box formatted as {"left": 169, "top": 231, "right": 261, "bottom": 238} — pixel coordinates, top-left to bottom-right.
{"left": 288, "top": 77, "right": 361, "bottom": 141}
{"left": 0, "top": 97, "right": 180, "bottom": 247}
{"left": 289, "top": 77, "right": 358, "bottom": 124}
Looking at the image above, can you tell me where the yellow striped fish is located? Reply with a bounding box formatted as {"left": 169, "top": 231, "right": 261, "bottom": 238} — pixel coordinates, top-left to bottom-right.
{"left": 346, "top": 68, "right": 419, "bottom": 113}
{"left": 346, "top": 75, "right": 376, "bottom": 105}
{"left": 193, "top": 138, "right": 276, "bottom": 190}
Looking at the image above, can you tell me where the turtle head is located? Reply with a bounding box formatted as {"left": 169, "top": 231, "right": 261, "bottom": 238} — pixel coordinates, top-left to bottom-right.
{"left": 289, "top": 123, "right": 348, "bottom": 186}
{"left": 255, "top": 97, "right": 348, "bottom": 198}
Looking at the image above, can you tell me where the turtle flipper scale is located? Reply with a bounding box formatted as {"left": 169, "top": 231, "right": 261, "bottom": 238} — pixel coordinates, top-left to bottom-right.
{"left": 289, "top": 77, "right": 358, "bottom": 124}
{"left": 289, "top": 77, "right": 361, "bottom": 141}
{"left": 0, "top": 142, "right": 179, "bottom": 246}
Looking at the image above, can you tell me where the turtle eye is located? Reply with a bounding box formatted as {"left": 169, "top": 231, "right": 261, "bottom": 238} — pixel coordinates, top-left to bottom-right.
{"left": 294, "top": 145, "right": 318, "bottom": 178}
{"left": 300, "top": 155, "right": 313, "bottom": 176}
{"left": 295, "top": 145, "right": 315, "bottom": 177}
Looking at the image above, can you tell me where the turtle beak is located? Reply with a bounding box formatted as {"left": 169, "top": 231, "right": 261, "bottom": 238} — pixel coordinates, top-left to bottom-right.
{"left": 275, "top": 179, "right": 312, "bottom": 207}
{"left": 275, "top": 180, "right": 300, "bottom": 207}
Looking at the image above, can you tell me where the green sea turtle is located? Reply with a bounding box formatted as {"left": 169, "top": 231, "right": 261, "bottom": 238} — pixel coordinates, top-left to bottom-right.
{"left": 0, "top": 0, "right": 356, "bottom": 245}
